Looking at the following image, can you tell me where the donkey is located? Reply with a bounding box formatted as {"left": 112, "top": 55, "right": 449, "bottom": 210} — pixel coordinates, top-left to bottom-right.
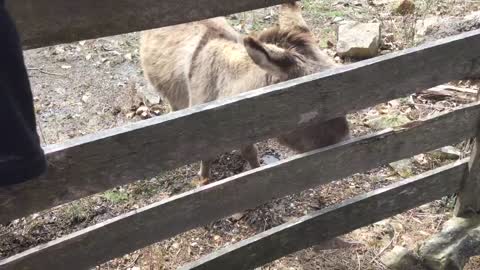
{"left": 140, "top": 2, "right": 349, "bottom": 186}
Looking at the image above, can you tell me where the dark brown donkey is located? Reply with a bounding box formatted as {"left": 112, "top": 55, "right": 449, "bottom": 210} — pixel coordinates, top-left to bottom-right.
{"left": 140, "top": 2, "right": 349, "bottom": 185}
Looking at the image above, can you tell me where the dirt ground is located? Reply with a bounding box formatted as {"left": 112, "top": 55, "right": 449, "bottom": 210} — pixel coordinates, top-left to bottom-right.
{"left": 2, "top": 0, "right": 480, "bottom": 269}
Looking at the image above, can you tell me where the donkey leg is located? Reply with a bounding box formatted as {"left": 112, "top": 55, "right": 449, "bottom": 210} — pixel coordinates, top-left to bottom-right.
{"left": 241, "top": 144, "right": 260, "bottom": 170}
{"left": 192, "top": 159, "right": 213, "bottom": 187}
{"left": 230, "top": 144, "right": 261, "bottom": 221}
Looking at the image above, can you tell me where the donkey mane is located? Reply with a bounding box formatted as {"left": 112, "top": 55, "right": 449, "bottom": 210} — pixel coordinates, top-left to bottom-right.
{"left": 255, "top": 26, "right": 320, "bottom": 61}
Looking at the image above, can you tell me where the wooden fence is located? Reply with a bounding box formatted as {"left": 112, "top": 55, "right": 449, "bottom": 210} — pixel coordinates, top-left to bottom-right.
{"left": 1, "top": 0, "right": 480, "bottom": 269}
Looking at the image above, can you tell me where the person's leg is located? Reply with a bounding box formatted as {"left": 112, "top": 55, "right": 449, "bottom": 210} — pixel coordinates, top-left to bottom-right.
{"left": 0, "top": 3, "right": 47, "bottom": 186}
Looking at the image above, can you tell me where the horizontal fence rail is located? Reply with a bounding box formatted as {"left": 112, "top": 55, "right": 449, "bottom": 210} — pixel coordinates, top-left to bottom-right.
{"left": 2, "top": 30, "right": 480, "bottom": 224}
{"left": 181, "top": 159, "right": 468, "bottom": 270}
{"left": 1, "top": 102, "right": 479, "bottom": 270}
{"left": 7, "top": 0, "right": 289, "bottom": 49}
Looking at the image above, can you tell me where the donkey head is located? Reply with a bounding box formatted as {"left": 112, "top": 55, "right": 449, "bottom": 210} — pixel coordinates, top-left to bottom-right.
{"left": 243, "top": 2, "right": 349, "bottom": 152}
{"left": 243, "top": 2, "right": 335, "bottom": 81}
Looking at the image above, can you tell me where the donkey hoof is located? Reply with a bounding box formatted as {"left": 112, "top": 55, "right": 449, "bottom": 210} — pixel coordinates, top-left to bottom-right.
{"left": 191, "top": 175, "right": 210, "bottom": 187}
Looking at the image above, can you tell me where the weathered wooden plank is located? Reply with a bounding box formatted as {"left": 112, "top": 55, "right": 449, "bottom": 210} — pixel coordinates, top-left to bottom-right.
{"left": 454, "top": 92, "right": 480, "bottom": 217}
{"left": 1, "top": 103, "right": 478, "bottom": 270}
{"left": 454, "top": 134, "right": 480, "bottom": 216}
{"left": 2, "top": 30, "right": 480, "bottom": 224}
{"left": 180, "top": 160, "right": 468, "bottom": 270}
{"left": 7, "top": 0, "right": 288, "bottom": 49}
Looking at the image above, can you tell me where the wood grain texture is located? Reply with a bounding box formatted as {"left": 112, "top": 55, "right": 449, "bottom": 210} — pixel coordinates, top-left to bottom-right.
{"left": 2, "top": 30, "right": 480, "bottom": 224}
{"left": 454, "top": 135, "right": 480, "bottom": 216}
{"left": 0, "top": 103, "right": 478, "bottom": 270}
{"left": 454, "top": 91, "right": 480, "bottom": 217}
{"left": 6, "top": 0, "right": 288, "bottom": 49}
{"left": 180, "top": 160, "right": 468, "bottom": 270}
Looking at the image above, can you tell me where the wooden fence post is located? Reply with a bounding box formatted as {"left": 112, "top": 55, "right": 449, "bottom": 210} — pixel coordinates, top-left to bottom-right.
{"left": 454, "top": 91, "right": 480, "bottom": 217}
{"left": 454, "top": 134, "right": 480, "bottom": 217}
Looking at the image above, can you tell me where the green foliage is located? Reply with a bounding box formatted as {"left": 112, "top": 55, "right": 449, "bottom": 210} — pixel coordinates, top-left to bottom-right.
{"left": 366, "top": 114, "right": 411, "bottom": 130}
{"left": 103, "top": 190, "right": 129, "bottom": 203}
{"left": 63, "top": 202, "right": 93, "bottom": 224}
{"left": 303, "top": 0, "right": 345, "bottom": 20}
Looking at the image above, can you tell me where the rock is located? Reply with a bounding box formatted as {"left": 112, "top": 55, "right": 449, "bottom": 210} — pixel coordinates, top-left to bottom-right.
{"left": 81, "top": 93, "right": 91, "bottom": 103}
{"left": 333, "top": 16, "right": 344, "bottom": 23}
{"left": 381, "top": 246, "right": 427, "bottom": 270}
{"left": 393, "top": 0, "right": 415, "bottom": 15}
{"left": 389, "top": 158, "right": 414, "bottom": 178}
{"left": 230, "top": 212, "right": 245, "bottom": 221}
{"left": 135, "top": 106, "right": 148, "bottom": 115}
{"left": 53, "top": 45, "right": 65, "bottom": 54}
{"left": 336, "top": 21, "right": 381, "bottom": 58}
{"left": 419, "top": 216, "right": 480, "bottom": 270}
{"left": 441, "top": 146, "right": 462, "bottom": 158}
{"left": 414, "top": 16, "right": 444, "bottom": 44}
{"left": 135, "top": 106, "right": 149, "bottom": 119}
{"left": 415, "top": 11, "right": 480, "bottom": 45}
{"left": 149, "top": 104, "right": 164, "bottom": 116}
{"left": 112, "top": 106, "right": 122, "bottom": 116}
{"left": 136, "top": 85, "right": 160, "bottom": 106}
{"left": 124, "top": 53, "right": 133, "bottom": 61}
{"left": 430, "top": 146, "right": 462, "bottom": 160}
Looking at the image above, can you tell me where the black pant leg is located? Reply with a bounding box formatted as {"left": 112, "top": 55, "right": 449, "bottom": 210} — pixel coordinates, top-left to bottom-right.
{"left": 0, "top": 3, "right": 47, "bottom": 186}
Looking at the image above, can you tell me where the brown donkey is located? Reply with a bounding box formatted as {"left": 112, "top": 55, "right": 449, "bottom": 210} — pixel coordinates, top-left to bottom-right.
{"left": 140, "top": 2, "right": 349, "bottom": 185}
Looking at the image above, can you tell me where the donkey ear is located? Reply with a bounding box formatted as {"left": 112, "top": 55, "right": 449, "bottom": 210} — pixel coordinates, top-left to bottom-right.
{"left": 243, "top": 36, "right": 295, "bottom": 75}
{"left": 279, "top": 1, "right": 309, "bottom": 31}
